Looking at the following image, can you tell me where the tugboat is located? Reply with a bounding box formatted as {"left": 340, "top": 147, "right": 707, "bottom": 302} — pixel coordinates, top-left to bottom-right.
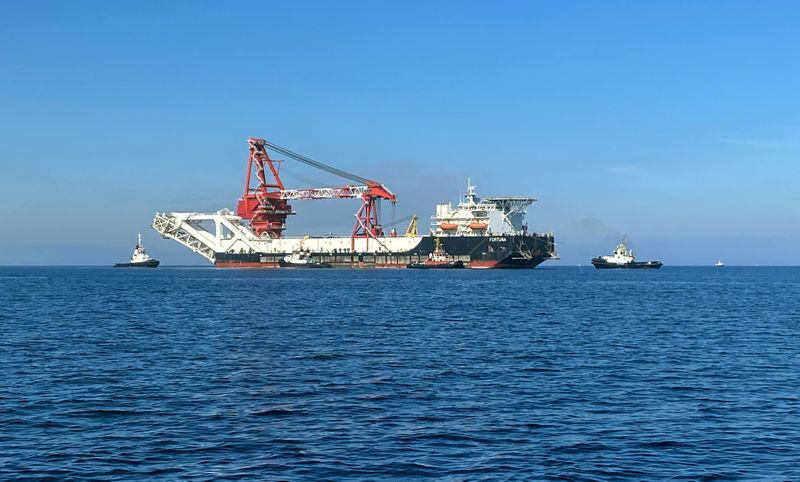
{"left": 278, "top": 250, "right": 332, "bottom": 268}
{"left": 591, "top": 239, "right": 662, "bottom": 269}
{"left": 408, "top": 238, "right": 465, "bottom": 269}
{"left": 114, "top": 234, "right": 160, "bottom": 268}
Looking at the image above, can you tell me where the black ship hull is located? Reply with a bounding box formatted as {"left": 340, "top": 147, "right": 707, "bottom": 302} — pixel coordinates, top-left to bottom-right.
{"left": 215, "top": 233, "right": 556, "bottom": 269}
{"left": 114, "top": 259, "right": 160, "bottom": 268}
{"left": 591, "top": 258, "right": 662, "bottom": 269}
{"left": 407, "top": 260, "right": 465, "bottom": 269}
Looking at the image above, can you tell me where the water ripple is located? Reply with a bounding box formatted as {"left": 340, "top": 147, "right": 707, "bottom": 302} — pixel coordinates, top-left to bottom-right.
{"left": 2, "top": 266, "right": 800, "bottom": 479}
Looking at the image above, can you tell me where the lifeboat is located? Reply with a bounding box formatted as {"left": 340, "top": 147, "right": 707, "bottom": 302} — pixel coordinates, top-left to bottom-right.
{"left": 469, "top": 222, "right": 488, "bottom": 230}
{"left": 439, "top": 223, "right": 458, "bottom": 230}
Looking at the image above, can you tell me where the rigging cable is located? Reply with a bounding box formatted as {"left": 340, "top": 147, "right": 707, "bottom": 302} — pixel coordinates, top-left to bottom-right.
{"left": 264, "top": 141, "right": 372, "bottom": 185}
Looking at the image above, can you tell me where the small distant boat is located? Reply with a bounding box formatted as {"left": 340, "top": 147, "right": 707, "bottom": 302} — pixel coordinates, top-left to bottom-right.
{"left": 408, "top": 238, "right": 465, "bottom": 269}
{"left": 715, "top": 260, "right": 725, "bottom": 267}
{"left": 591, "top": 239, "right": 662, "bottom": 269}
{"left": 114, "top": 234, "right": 159, "bottom": 268}
{"left": 279, "top": 250, "right": 332, "bottom": 268}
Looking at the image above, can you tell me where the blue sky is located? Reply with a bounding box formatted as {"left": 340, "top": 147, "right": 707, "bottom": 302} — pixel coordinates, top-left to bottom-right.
{"left": 1, "top": 1, "right": 798, "bottom": 265}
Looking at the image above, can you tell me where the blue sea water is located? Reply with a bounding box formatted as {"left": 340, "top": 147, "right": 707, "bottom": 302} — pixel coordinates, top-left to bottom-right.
{"left": 2, "top": 266, "right": 800, "bottom": 480}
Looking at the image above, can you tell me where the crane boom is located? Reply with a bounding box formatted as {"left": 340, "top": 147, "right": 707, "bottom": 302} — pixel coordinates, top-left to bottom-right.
{"left": 236, "top": 138, "right": 396, "bottom": 250}
{"left": 279, "top": 185, "right": 370, "bottom": 200}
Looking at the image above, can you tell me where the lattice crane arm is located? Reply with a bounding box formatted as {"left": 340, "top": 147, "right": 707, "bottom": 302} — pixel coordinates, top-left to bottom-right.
{"left": 263, "top": 140, "right": 396, "bottom": 202}
{"left": 279, "top": 185, "right": 370, "bottom": 200}
{"left": 236, "top": 137, "right": 396, "bottom": 247}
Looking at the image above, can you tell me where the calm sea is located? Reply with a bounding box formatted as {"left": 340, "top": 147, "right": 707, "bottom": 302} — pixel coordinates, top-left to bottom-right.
{"left": 2, "top": 266, "right": 799, "bottom": 480}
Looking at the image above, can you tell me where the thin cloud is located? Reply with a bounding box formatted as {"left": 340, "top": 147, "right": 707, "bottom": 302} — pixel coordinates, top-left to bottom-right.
{"left": 719, "top": 138, "right": 795, "bottom": 148}
{"left": 605, "top": 165, "right": 642, "bottom": 175}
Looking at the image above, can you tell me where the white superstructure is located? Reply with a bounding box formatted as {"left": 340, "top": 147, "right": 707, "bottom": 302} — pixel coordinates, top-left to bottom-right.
{"left": 431, "top": 179, "right": 536, "bottom": 236}
{"left": 598, "top": 242, "right": 636, "bottom": 265}
{"left": 130, "top": 233, "right": 155, "bottom": 264}
{"left": 282, "top": 251, "right": 318, "bottom": 265}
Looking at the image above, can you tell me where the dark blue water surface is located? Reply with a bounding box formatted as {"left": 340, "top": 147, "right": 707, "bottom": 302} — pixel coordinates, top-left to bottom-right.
{"left": 2, "top": 266, "right": 800, "bottom": 480}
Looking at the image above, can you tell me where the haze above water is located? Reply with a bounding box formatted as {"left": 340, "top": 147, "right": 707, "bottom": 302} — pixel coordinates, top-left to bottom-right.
{"left": 1, "top": 2, "right": 799, "bottom": 265}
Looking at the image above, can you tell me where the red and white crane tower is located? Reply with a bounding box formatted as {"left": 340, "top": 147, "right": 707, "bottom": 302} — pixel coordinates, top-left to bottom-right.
{"left": 236, "top": 138, "right": 396, "bottom": 250}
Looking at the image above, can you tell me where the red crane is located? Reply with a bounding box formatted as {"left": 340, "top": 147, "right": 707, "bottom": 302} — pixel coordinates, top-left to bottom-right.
{"left": 236, "top": 138, "right": 396, "bottom": 250}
